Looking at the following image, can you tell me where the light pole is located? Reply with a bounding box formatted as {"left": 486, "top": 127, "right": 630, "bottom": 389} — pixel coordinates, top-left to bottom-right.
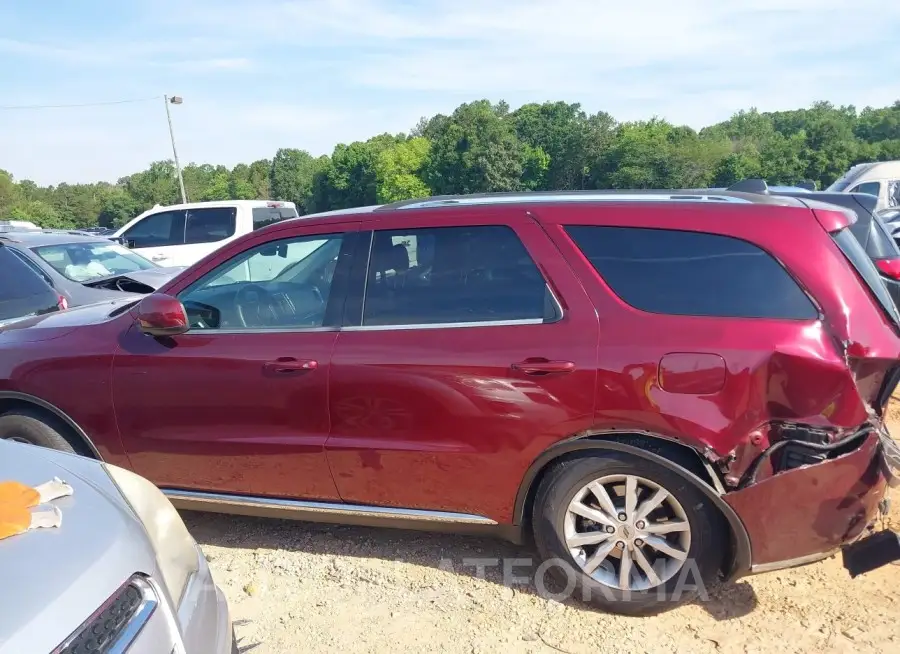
{"left": 164, "top": 94, "right": 187, "bottom": 204}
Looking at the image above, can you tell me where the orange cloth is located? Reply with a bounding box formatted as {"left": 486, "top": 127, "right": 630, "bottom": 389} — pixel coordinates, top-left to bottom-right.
{"left": 0, "top": 478, "right": 71, "bottom": 541}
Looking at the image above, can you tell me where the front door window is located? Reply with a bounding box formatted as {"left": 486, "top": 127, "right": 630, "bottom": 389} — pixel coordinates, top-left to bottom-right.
{"left": 178, "top": 233, "right": 344, "bottom": 330}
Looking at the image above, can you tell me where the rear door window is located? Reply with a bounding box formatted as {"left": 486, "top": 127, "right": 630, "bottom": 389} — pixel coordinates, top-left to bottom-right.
{"left": 185, "top": 207, "right": 237, "bottom": 244}
{"left": 253, "top": 205, "right": 299, "bottom": 230}
{"left": 361, "top": 225, "right": 560, "bottom": 326}
{"left": 565, "top": 226, "right": 818, "bottom": 320}
{"left": 0, "top": 247, "right": 59, "bottom": 323}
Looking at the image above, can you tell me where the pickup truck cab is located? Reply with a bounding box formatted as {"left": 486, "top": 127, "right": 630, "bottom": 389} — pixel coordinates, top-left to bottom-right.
{"left": 114, "top": 200, "right": 299, "bottom": 268}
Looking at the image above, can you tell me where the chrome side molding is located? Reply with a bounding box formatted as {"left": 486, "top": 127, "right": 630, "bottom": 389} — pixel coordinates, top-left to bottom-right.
{"left": 163, "top": 489, "right": 497, "bottom": 525}
{"left": 750, "top": 549, "right": 836, "bottom": 574}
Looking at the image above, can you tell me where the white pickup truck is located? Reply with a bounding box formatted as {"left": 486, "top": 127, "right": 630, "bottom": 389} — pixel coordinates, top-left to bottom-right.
{"left": 113, "top": 200, "right": 299, "bottom": 268}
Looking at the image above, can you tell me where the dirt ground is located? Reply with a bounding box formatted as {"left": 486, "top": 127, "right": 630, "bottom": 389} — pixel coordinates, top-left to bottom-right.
{"left": 185, "top": 407, "right": 900, "bottom": 654}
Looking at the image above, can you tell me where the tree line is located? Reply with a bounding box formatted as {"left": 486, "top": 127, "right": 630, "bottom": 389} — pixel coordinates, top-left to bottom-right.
{"left": 2, "top": 99, "right": 899, "bottom": 230}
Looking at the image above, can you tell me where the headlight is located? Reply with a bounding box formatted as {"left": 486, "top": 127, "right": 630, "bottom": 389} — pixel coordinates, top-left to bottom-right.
{"left": 103, "top": 464, "right": 199, "bottom": 603}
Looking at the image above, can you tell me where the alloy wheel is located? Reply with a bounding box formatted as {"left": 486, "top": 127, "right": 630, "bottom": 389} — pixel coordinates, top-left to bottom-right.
{"left": 563, "top": 474, "right": 691, "bottom": 591}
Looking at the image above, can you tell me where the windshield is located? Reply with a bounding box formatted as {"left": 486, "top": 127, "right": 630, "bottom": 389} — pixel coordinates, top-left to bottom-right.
{"left": 33, "top": 241, "right": 156, "bottom": 282}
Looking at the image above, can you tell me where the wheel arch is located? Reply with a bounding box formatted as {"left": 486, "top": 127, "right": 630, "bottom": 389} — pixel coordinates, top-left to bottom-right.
{"left": 514, "top": 431, "right": 751, "bottom": 579}
{"left": 0, "top": 391, "right": 103, "bottom": 459}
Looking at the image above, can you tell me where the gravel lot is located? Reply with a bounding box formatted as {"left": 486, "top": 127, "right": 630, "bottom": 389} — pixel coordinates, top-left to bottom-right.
{"left": 184, "top": 411, "right": 900, "bottom": 654}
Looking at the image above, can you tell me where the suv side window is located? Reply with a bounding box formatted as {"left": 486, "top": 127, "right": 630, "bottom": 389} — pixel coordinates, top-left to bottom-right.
{"left": 565, "top": 226, "right": 817, "bottom": 320}
{"left": 7, "top": 248, "right": 55, "bottom": 287}
{"left": 123, "top": 210, "right": 186, "bottom": 248}
{"left": 185, "top": 207, "right": 238, "bottom": 244}
{"left": 177, "top": 233, "right": 345, "bottom": 331}
{"left": 0, "top": 246, "right": 59, "bottom": 323}
{"left": 361, "top": 225, "right": 560, "bottom": 327}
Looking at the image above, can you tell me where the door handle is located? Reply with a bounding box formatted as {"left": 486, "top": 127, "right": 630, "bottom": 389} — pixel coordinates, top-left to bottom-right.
{"left": 511, "top": 359, "right": 576, "bottom": 375}
{"left": 151, "top": 254, "right": 169, "bottom": 262}
{"left": 263, "top": 358, "right": 318, "bottom": 375}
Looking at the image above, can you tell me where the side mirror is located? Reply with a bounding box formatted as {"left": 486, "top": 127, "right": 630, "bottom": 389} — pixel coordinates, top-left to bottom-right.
{"left": 136, "top": 293, "right": 189, "bottom": 337}
{"left": 126, "top": 238, "right": 137, "bottom": 249}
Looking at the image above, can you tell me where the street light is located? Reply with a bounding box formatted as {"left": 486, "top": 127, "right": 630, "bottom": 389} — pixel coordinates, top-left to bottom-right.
{"left": 164, "top": 94, "right": 187, "bottom": 204}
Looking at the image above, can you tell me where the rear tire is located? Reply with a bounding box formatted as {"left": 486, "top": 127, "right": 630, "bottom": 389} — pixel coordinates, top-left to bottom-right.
{"left": 0, "top": 409, "right": 78, "bottom": 454}
{"left": 531, "top": 452, "right": 726, "bottom": 616}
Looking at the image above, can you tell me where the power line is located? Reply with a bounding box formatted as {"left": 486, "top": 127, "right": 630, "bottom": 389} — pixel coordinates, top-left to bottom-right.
{"left": 0, "top": 95, "right": 162, "bottom": 110}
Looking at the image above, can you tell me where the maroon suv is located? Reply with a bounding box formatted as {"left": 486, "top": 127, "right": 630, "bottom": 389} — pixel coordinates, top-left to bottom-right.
{"left": 1, "top": 190, "right": 899, "bottom": 615}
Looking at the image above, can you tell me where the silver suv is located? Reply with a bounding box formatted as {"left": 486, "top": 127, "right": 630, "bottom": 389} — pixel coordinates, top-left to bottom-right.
{"left": 0, "top": 440, "right": 233, "bottom": 653}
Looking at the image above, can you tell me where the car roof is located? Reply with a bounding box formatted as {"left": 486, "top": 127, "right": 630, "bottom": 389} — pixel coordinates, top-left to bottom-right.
{"left": 270, "top": 189, "right": 808, "bottom": 230}
{"left": 0, "top": 231, "right": 115, "bottom": 247}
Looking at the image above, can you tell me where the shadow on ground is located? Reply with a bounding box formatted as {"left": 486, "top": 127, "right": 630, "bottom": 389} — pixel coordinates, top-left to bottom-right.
{"left": 182, "top": 510, "right": 758, "bottom": 622}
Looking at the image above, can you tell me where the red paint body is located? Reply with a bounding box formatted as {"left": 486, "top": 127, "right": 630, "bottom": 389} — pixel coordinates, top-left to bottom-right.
{"left": 0, "top": 199, "right": 896, "bottom": 573}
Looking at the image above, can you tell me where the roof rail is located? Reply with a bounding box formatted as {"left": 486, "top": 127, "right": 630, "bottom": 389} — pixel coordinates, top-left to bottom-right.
{"left": 376, "top": 190, "right": 756, "bottom": 212}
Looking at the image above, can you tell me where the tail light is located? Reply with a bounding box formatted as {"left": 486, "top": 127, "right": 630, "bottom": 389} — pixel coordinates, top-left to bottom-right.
{"left": 875, "top": 258, "right": 900, "bottom": 280}
{"left": 57, "top": 295, "right": 68, "bottom": 311}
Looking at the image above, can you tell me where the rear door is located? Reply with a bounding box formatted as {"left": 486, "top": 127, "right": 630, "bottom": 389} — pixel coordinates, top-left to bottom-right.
{"left": 325, "top": 208, "right": 599, "bottom": 522}
{"left": 180, "top": 206, "right": 240, "bottom": 266}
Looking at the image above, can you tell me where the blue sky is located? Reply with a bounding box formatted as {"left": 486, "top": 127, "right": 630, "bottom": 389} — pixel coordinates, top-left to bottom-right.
{"left": 2, "top": 0, "right": 898, "bottom": 185}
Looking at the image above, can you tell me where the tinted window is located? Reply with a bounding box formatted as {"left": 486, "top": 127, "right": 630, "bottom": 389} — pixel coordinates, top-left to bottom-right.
{"left": 253, "top": 205, "right": 299, "bottom": 230}
{"left": 565, "top": 226, "right": 817, "bottom": 320}
{"left": 123, "top": 210, "right": 185, "bottom": 247}
{"left": 177, "top": 233, "right": 344, "bottom": 330}
{"left": 8, "top": 248, "right": 55, "bottom": 287}
{"left": 185, "top": 207, "right": 237, "bottom": 244}
{"left": 832, "top": 229, "right": 900, "bottom": 325}
{"left": 361, "top": 225, "right": 559, "bottom": 326}
{"left": 851, "top": 182, "right": 881, "bottom": 198}
{"left": 0, "top": 247, "right": 59, "bottom": 323}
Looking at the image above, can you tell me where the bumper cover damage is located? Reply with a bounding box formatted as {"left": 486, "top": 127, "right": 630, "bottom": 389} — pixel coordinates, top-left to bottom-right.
{"left": 725, "top": 425, "right": 896, "bottom": 575}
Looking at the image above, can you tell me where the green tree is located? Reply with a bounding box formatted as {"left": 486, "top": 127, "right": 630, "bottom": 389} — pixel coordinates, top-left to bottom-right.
{"left": 97, "top": 189, "right": 139, "bottom": 228}
{"left": 512, "top": 102, "right": 615, "bottom": 190}
{"left": 7, "top": 200, "right": 65, "bottom": 228}
{"left": 314, "top": 134, "right": 403, "bottom": 210}
{"left": 374, "top": 137, "right": 432, "bottom": 203}
{"left": 270, "top": 148, "right": 324, "bottom": 211}
{"left": 423, "top": 100, "right": 527, "bottom": 195}
{"left": 592, "top": 119, "right": 726, "bottom": 189}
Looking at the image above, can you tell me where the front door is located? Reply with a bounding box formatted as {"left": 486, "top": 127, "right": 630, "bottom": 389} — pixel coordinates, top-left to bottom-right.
{"left": 325, "top": 209, "right": 599, "bottom": 523}
{"left": 113, "top": 222, "right": 360, "bottom": 500}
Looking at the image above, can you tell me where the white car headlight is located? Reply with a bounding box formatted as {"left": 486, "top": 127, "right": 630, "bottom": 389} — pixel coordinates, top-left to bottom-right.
{"left": 103, "top": 464, "right": 199, "bottom": 603}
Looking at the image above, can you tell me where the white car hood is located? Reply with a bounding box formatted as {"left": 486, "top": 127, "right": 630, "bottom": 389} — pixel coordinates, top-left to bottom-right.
{"left": 0, "top": 442, "right": 160, "bottom": 653}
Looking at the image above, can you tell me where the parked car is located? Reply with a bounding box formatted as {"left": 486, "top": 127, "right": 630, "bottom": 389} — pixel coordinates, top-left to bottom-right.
{"left": 0, "top": 220, "right": 41, "bottom": 233}
{"left": 113, "top": 200, "right": 299, "bottom": 268}
{"left": 0, "top": 231, "right": 185, "bottom": 307}
{"left": 1, "top": 190, "right": 899, "bottom": 615}
{"left": 879, "top": 207, "right": 900, "bottom": 227}
{"left": 0, "top": 439, "right": 233, "bottom": 652}
{"left": 727, "top": 179, "right": 900, "bottom": 309}
{"left": 826, "top": 160, "right": 900, "bottom": 211}
{"left": 0, "top": 242, "right": 66, "bottom": 328}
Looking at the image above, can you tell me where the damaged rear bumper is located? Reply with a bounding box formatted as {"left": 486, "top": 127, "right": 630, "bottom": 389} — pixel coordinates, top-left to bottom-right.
{"left": 725, "top": 426, "right": 894, "bottom": 576}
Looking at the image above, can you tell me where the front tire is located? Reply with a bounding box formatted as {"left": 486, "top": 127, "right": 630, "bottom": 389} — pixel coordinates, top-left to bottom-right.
{"left": 532, "top": 452, "right": 726, "bottom": 616}
{"left": 0, "top": 409, "right": 78, "bottom": 454}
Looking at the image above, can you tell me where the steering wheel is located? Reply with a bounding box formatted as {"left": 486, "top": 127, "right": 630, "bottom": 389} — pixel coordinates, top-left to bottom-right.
{"left": 234, "top": 283, "right": 277, "bottom": 328}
